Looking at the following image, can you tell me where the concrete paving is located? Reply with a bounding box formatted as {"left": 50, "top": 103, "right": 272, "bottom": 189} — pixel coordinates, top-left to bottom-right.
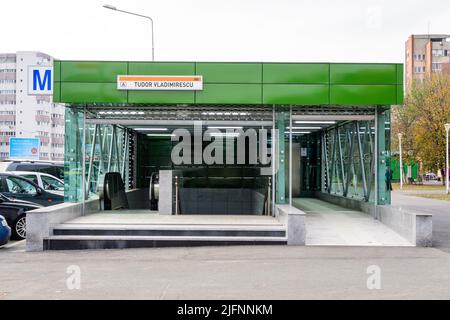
{"left": 66, "top": 212, "right": 281, "bottom": 226}
{"left": 1, "top": 245, "right": 450, "bottom": 299}
{"left": 392, "top": 191, "right": 450, "bottom": 253}
{"left": 293, "top": 198, "right": 412, "bottom": 247}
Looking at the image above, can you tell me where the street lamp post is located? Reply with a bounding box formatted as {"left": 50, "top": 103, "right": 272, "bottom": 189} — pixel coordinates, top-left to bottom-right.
{"left": 445, "top": 123, "right": 450, "bottom": 194}
{"left": 103, "top": 4, "right": 155, "bottom": 61}
{"left": 398, "top": 133, "right": 403, "bottom": 190}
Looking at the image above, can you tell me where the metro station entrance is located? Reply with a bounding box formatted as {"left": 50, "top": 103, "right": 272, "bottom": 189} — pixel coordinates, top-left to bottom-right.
{"left": 70, "top": 105, "right": 276, "bottom": 216}
{"left": 38, "top": 60, "right": 404, "bottom": 250}
{"left": 64, "top": 103, "right": 386, "bottom": 218}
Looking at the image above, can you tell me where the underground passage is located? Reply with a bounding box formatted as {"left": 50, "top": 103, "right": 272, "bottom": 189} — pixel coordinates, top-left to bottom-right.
{"left": 26, "top": 61, "right": 426, "bottom": 251}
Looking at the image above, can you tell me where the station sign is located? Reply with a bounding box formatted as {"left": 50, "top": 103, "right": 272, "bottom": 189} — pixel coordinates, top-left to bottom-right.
{"left": 28, "top": 66, "right": 53, "bottom": 95}
{"left": 117, "top": 75, "right": 203, "bottom": 91}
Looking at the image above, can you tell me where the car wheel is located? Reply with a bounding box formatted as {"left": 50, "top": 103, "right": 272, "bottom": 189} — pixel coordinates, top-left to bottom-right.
{"left": 11, "top": 215, "right": 26, "bottom": 240}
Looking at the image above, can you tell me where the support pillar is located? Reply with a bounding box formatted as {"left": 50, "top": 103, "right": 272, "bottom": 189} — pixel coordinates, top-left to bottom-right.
{"left": 376, "top": 107, "right": 391, "bottom": 205}
{"left": 276, "top": 110, "right": 286, "bottom": 204}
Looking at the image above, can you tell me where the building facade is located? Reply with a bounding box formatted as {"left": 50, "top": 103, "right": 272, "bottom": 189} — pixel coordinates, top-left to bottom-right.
{"left": 405, "top": 34, "right": 450, "bottom": 90}
{"left": 0, "top": 51, "right": 65, "bottom": 161}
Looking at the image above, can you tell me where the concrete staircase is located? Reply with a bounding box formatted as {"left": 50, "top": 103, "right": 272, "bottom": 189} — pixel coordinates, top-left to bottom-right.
{"left": 45, "top": 223, "right": 287, "bottom": 250}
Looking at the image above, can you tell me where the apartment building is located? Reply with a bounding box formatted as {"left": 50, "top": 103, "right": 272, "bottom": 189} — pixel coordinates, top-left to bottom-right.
{"left": 0, "top": 51, "right": 64, "bottom": 161}
{"left": 405, "top": 34, "right": 450, "bottom": 90}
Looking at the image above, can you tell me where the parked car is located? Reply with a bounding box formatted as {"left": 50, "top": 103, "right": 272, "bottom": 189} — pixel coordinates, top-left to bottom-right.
{"left": 0, "top": 160, "right": 64, "bottom": 180}
{"left": 0, "top": 215, "right": 11, "bottom": 246}
{"left": 0, "top": 173, "right": 63, "bottom": 207}
{"left": 9, "top": 171, "right": 64, "bottom": 196}
{"left": 0, "top": 193, "right": 42, "bottom": 240}
{"left": 423, "top": 173, "right": 440, "bottom": 181}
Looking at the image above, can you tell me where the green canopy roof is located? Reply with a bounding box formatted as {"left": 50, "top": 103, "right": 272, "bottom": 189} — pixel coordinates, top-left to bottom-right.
{"left": 53, "top": 61, "right": 403, "bottom": 106}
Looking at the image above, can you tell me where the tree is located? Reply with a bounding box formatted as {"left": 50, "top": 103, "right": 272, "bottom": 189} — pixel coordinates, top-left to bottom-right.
{"left": 394, "top": 74, "right": 450, "bottom": 182}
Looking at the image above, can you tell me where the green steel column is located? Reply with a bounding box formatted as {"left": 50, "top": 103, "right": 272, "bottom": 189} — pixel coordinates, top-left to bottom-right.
{"left": 376, "top": 107, "right": 391, "bottom": 205}
{"left": 64, "top": 107, "right": 84, "bottom": 203}
{"left": 276, "top": 110, "right": 286, "bottom": 204}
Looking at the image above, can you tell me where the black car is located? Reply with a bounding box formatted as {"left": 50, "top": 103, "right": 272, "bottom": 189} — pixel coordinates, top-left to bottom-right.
{"left": 0, "top": 173, "right": 63, "bottom": 207}
{"left": 0, "top": 193, "right": 42, "bottom": 240}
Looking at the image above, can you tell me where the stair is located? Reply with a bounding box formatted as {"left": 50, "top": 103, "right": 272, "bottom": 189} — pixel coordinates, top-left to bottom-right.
{"left": 45, "top": 223, "right": 287, "bottom": 250}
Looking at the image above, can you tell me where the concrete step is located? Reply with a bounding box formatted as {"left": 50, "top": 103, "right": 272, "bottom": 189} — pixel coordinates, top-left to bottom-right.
{"left": 52, "top": 224, "right": 286, "bottom": 238}
{"left": 44, "top": 235, "right": 288, "bottom": 250}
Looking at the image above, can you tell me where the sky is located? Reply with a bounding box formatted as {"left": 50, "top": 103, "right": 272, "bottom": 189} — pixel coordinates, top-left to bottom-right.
{"left": 1, "top": 0, "right": 449, "bottom": 63}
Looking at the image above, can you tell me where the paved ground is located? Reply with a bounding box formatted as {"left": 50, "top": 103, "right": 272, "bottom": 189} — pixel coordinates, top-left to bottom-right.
{"left": 1, "top": 194, "right": 449, "bottom": 299}
{"left": 293, "top": 198, "right": 411, "bottom": 246}
{"left": 64, "top": 212, "right": 281, "bottom": 226}
{"left": 392, "top": 191, "right": 450, "bottom": 253}
{"left": 1, "top": 245, "right": 450, "bottom": 300}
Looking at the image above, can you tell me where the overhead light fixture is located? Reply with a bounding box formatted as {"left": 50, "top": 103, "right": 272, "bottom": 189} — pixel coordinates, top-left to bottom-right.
{"left": 146, "top": 134, "right": 175, "bottom": 137}
{"left": 208, "top": 132, "right": 240, "bottom": 137}
{"left": 207, "top": 126, "right": 243, "bottom": 129}
{"left": 284, "top": 131, "right": 312, "bottom": 135}
{"left": 287, "top": 127, "right": 322, "bottom": 130}
{"left": 295, "top": 121, "right": 336, "bottom": 124}
{"left": 134, "top": 128, "right": 168, "bottom": 131}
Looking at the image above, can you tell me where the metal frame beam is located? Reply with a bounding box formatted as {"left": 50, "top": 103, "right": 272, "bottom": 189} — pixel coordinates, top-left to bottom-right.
{"left": 85, "top": 119, "right": 273, "bottom": 126}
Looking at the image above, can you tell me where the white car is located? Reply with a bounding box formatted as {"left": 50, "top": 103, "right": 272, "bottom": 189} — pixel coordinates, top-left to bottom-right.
{"left": 9, "top": 171, "right": 64, "bottom": 196}
{"left": 423, "top": 173, "right": 440, "bottom": 181}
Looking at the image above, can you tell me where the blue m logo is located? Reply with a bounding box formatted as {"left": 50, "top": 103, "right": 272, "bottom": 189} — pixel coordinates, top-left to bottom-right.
{"left": 28, "top": 66, "right": 53, "bottom": 95}
{"left": 33, "top": 69, "right": 52, "bottom": 91}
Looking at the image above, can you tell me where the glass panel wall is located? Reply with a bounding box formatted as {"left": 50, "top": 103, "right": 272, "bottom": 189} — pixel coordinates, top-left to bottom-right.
{"left": 84, "top": 123, "right": 128, "bottom": 200}
{"left": 64, "top": 107, "right": 84, "bottom": 203}
{"left": 323, "top": 119, "right": 376, "bottom": 203}
{"left": 63, "top": 107, "right": 130, "bottom": 204}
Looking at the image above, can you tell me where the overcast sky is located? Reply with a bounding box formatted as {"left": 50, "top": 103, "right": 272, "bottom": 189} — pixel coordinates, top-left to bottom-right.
{"left": 1, "top": 0, "right": 449, "bottom": 63}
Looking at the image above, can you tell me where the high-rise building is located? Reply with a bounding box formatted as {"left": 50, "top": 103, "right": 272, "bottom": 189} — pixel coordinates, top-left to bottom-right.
{"left": 0, "top": 51, "right": 64, "bottom": 161}
{"left": 405, "top": 34, "right": 450, "bottom": 91}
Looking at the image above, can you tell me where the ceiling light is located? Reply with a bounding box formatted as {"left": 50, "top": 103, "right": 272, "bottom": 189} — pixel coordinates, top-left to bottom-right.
{"left": 287, "top": 127, "right": 322, "bottom": 130}
{"left": 284, "top": 131, "right": 312, "bottom": 134}
{"left": 295, "top": 121, "right": 336, "bottom": 124}
{"left": 134, "top": 128, "right": 168, "bottom": 131}
{"left": 207, "top": 126, "right": 243, "bottom": 129}
{"left": 146, "top": 134, "right": 175, "bottom": 137}
{"left": 208, "top": 132, "right": 240, "bottom": 137}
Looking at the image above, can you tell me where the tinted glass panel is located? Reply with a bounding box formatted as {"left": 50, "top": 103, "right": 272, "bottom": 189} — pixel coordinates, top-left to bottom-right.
{"left": 41, "top": 175, "right": 64, "bottom": 191}
{"left": 22, "top": 174, "right": 39, "bottom": 185}
{"left": 5, "top": 176, "right": 37, "bottom": 195}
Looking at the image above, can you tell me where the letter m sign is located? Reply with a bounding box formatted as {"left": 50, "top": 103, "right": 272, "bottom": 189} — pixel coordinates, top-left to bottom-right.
{"left": 28, "top": 66, "right": 53, "bottom": 95}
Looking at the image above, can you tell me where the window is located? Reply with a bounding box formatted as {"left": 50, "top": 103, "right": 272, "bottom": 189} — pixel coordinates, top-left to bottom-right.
{"left": 432, "top": 63, "right": 442, "bottom": 71}
{"left": 21, "top": 174, "right": 39, "bottom": 185}
{"left": 5, "top": 176, "right": 37, "bottom": 195}
{"left": 41, "top": 175, "right": 64, "bottom": 191}
{"left": 414, "top": 66, "right": 425, "bottom": 73}
{"left": 432, "top": 49, "right": 444, "bottom": 57}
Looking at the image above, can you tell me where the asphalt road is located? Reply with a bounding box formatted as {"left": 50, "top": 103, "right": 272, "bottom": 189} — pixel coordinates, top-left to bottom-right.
{"left": 1, "top": 245, "right": 450, "bottom": 299}
{"left": 392, "top": 191, "right": 450, "bottom": 253}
